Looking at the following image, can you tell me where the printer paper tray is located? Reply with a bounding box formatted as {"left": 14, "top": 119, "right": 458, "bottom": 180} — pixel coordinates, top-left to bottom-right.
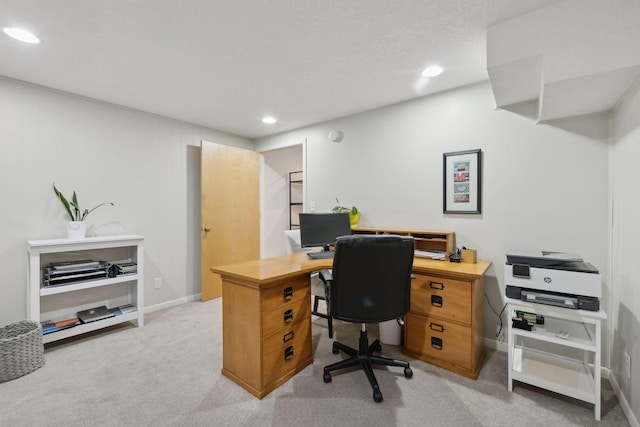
{"left": 523, "top": 290, "right": 577, "bottom": 309}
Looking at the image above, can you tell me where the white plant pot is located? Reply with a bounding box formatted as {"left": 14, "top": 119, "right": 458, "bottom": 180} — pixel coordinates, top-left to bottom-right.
{"left": 66, "top": 221, "right": 87, "bottom": 240}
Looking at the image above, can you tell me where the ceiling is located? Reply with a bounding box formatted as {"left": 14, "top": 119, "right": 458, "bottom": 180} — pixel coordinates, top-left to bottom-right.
{"left": 487, "top": 0, "right": 640, "bottom": 123}
{"left": 1, "top": 0, "right": 570, "bottom": 139}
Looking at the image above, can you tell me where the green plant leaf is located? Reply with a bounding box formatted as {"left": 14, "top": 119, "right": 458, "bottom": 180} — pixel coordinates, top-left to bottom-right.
{"left": 52, "top": 183, "right": 114, "bottom": 222}
{"left": 53, "top": 183, "right": 76, "bottom": 221}
{"left": 71, "top": 191, "right": 80, "bottom": 221}
{"left": 82, "top": 203, "right": 114, "bottom": 220}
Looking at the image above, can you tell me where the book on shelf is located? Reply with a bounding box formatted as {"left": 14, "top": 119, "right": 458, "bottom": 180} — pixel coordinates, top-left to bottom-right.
{"left": 41, "top": 317, "right": 81, "bottom": 335}
{"left": 108, "top": 304, "right": 136, "bottom": 316}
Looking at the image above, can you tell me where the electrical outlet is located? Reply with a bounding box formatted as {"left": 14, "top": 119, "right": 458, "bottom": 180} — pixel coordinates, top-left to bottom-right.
{"left": 309, "top": 201, "right": 316, "bottom": 212}
{"left": 154, "top": 277, "right": 162, "bottom": 289}
{"left": 624, "top": 351, "right": 631, "bottom": 379}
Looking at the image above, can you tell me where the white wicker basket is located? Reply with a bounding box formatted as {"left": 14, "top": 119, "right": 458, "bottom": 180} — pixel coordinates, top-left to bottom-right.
{"left": 0, "top": 320, "right": 45, "bottom": 382}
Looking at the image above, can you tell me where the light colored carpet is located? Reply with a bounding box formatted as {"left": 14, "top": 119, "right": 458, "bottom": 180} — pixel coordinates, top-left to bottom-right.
{"left": 0, "top": 299, "right": 630, "bottom": 426}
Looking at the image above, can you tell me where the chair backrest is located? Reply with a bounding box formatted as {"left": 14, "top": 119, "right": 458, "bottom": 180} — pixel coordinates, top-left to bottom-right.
{"left": 283, "top": 229, "right": 303, "bottom": 254}
{"left": 329, "top": 234, "right": 414, "bottom": 323}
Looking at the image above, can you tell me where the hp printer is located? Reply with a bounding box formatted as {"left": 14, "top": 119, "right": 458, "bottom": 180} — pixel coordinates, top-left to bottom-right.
{"left": 505, "top": 251, "right": 600, "bottom": 311}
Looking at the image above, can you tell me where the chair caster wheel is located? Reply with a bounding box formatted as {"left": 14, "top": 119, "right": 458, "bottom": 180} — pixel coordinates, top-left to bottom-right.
{"left": 404, "top": 367, "right": 413, "bottom": 378}
{"left": 373, "top": 389, "right": 383, "bottom": 402}
{"left": 332, "top": 343, "right": 340, "bottom": 354}
{"left": 373, "top": 343, "right": 382, "bottom": 353}
{"left": 323, "top": 372, "right": 332, "bottom": 383}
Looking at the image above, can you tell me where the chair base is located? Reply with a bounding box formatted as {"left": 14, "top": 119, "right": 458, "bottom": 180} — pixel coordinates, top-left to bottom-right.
{"left": 323, "top": 328, "right": 412, "bottom": 402}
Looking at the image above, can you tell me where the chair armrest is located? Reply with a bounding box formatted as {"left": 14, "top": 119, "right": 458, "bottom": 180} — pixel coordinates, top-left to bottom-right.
{"left": 319, "top": 269, "right": 333, "bottom": 283}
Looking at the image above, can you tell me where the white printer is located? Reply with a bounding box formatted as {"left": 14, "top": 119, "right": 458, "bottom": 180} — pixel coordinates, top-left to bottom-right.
{"left": 505, "top": 250, "right": 600, "bottom": 311}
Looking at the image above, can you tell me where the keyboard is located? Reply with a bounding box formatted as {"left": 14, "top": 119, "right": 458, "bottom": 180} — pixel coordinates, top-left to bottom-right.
{"left": 307, "top": 251, "right": 334, "bottom": 259}
{"left": 414, "top": 250, "right": 446, "bottom": 260}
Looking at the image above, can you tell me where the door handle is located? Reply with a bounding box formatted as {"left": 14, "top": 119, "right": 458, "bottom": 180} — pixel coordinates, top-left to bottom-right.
{"left": 203, "top": 226, "right": 211, "bottom": 232}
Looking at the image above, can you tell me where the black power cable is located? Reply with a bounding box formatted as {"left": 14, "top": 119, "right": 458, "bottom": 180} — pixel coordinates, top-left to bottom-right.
{"left": 485, "top": 294, "right": 507, "bottom": 338}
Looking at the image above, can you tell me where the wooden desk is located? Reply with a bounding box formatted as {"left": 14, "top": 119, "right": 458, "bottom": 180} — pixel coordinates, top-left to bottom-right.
{"left": 212, "top": 252, "right": 490, "bottom": 398}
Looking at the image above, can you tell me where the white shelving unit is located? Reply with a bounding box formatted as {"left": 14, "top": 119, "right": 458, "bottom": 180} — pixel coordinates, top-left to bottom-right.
{"left": 27, "top": 235, "right": 144, "bottom": 344}
{"left": 289, "top": 170, "right": 303, "bottom": 230}
{"left": 506, "top": 297, "right": 607, "bottom": 420}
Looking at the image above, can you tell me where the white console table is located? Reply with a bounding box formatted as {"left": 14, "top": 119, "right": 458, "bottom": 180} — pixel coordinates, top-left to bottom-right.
{"left": 27, "top": 235, "right": 144, "bottom": 344}
{"left": 506, "top": 298, "right": 607, "bottom": 420}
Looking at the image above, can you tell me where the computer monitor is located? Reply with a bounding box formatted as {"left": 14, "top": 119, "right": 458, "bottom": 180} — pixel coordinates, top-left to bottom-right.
{"left": 299, "top": 213, "right": 351, "bottom": 252}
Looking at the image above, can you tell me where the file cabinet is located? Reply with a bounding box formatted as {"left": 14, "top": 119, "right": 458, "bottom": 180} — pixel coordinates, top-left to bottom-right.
{"left": 403, "top": 266, "right": 488, "bottom": 379}
{"left": 221, "top": 274, "right": 313, "bottom": 398}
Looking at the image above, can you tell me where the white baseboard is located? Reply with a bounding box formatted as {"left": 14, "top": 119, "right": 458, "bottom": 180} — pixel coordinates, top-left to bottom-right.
{"left": 143, "top": 293, "right": 202, "bottom": 314}
{"left": 484, "top": 336, "right": 508, "bottom": 353}
{"left": 485, "top": 337, "right": 639, "bottom": 426}
{"left": 608, "top": 368, "right": 640, "bottom": 427}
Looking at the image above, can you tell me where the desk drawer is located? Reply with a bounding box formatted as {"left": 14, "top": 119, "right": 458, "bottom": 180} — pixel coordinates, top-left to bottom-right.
{"left": 262, "top": 295, "right": 311, "bottom": 337}
{"left": 262, "top": 277, "right": 310, "bottom": 311}
{"left": 410, "top": 274, "right": 471, "bottom": 324}
{"left": 262, "top": 318, "right": 312, "bottom": 385}
{"left": 405, "top": 313, "right": 471, "bottom": 369}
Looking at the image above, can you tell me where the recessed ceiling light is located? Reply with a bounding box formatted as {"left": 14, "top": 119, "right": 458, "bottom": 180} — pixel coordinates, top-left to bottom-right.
{"left": 3, "top": 27, "right": 40, "bottom": 44}
{"left": 262, "top": 116, "right": 277, "bottom": 124}
{"left": 421, "top": 65, "right": 444, "bottom": 78}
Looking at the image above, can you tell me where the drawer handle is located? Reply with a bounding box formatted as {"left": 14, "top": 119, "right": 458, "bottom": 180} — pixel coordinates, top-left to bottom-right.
{"left": 429, "top": 322, "right": 445, "bottom": 333}
{"left": 431, "top": 336, "right": 443, "bottom": 350}
{"left": 283, "top": 331, "right": 294, "bottom": 343}
{"left": 431, "top": 295, "right": 443, "bottom": 307}
{"left": 284, "top": 345, "right": 294, "bottom": 360}
{"left": 429, "top": 281, "right": 445, "bottom": 290}
{"left": 283, "top": 286, "right": 294, "bottom": 300}
{"left": 283, "top": 309, "right": 294, "bottom": 323}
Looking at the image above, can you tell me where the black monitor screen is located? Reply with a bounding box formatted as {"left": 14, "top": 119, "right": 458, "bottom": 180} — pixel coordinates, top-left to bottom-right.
{"left": 299, "top": 213, "right": 351, "bottom": 251}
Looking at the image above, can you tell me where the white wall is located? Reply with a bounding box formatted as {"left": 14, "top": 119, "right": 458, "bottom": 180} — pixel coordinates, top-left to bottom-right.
{"left": 612, "top": 79, "right": 640, "bottom": 423}
{"left": 256, "top": 81, "right": 612, "bottom": 361}
{"left": 0, "top": 76, "right": 253, "bottom": 325}
{"left": 261, "top": 145, "right": 303, "bottom": 258}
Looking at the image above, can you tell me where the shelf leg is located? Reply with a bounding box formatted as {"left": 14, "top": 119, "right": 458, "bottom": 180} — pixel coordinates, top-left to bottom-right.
{"left": 507, "top": 305, "right": 514, "bottom": 392}
{"left": 594, "top": 318, "right": 601, "bottom": 420}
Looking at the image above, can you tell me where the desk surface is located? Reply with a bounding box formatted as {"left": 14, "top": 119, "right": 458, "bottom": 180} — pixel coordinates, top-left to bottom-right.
{"left": 212, "top": 251, "right": 491, "bottom": 288}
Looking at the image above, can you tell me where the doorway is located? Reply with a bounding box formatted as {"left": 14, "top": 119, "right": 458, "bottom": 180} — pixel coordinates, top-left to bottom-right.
{"left": 261, "top": 144, "right": 304, "bottom": 258}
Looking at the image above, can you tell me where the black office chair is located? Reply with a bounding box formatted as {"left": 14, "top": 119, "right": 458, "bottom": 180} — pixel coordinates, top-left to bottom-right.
{"left": 319, "top": 234, "right": 414, "bottom": 402}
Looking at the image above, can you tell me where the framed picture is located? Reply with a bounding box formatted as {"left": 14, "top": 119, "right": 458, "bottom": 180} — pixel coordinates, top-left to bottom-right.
{"left": 443, "top": 149, "right": 482, "bottom": 214}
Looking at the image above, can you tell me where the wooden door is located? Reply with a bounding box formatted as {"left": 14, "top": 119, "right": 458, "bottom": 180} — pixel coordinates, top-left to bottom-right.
{"left": 201, "top": 141, "right": 260, "bottom": 300}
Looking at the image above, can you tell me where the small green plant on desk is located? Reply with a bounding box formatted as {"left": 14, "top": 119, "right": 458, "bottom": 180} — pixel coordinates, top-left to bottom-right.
{"left": 332, "top": 197, "right": 359, "bottom": 226}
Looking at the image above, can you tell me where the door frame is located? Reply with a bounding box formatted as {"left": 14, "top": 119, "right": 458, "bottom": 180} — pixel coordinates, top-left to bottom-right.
{"left": 258, "top": 139, "right": 307, "bottom": 258}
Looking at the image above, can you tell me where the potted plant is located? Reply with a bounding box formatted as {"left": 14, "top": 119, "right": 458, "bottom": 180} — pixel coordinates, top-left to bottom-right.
{"left": 53, "top": 183, "right": 114, "bottom": 239}
{"left": 331, "top": 197, "right": 360, "bottom": 227}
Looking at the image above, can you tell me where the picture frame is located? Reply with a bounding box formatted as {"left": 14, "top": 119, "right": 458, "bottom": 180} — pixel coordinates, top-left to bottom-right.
{"left": 443, "top": 149, "right": 482, "bottom": 214}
